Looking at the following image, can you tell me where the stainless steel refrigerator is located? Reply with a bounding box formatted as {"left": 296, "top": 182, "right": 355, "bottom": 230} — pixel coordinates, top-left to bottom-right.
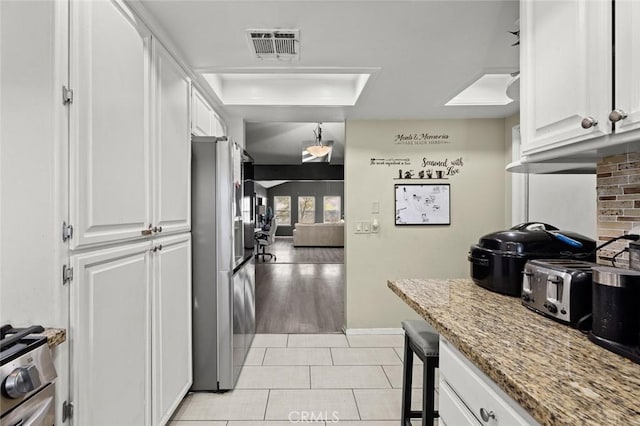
{"left": 191, "top": 136, "right": 256, "bottom": 391}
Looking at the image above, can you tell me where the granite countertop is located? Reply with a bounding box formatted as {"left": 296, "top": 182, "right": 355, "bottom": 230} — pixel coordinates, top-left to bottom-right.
{"left": 41, "top": 328, "right": 66, "bottom": 349}
{"left": 388, "top": 278, "right": 640, "bottom": 426}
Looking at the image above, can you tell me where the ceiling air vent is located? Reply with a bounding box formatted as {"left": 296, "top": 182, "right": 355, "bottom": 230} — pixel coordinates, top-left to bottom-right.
{"left": 246, "top": 29, "right": 300, "bottom": 60}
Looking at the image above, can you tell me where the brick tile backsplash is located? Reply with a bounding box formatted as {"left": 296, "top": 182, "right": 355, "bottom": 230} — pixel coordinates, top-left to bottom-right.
{"left": 596, "top": 153, "right": 640, "bottom": 266}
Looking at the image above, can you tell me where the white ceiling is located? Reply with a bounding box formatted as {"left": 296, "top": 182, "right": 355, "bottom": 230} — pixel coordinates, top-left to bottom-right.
{"left": 136, "top": 0, "right": 519, "bottom": 163}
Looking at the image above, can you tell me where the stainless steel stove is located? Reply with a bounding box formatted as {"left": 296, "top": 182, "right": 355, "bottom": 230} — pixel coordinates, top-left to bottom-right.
{"left": 0, "top": 325, "right": 57, "bottom": 425}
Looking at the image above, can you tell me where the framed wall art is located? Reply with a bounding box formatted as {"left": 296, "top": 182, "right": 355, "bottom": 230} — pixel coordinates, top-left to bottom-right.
{"left": 395, "top": 184, "right": 451, "bottom": 225}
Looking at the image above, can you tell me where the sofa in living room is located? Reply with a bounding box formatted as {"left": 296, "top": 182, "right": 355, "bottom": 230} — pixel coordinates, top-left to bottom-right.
{"left": 293, "top": 222, "right": 344, "bottom": 247}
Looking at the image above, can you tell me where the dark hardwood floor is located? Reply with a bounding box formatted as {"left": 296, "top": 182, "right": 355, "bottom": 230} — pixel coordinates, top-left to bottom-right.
{"left": 255, "top": 237, "right": 344, "bottom": 333}
{"left": 256, "top": 237, "right": 344, "bottom": 264}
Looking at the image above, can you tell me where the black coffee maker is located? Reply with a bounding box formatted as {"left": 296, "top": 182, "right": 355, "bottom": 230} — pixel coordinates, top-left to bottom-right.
{"left": 590, "top": 266, "right": 640, "bottom": 364}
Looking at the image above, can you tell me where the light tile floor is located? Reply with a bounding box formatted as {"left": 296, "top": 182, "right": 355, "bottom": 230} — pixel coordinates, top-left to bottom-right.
{"left": 170, "top": 334, "right": 439, "bottom": 425}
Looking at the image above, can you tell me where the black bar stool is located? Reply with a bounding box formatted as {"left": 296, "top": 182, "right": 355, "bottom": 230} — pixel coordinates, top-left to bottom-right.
{"left": 401, "top": 320, "right": 439, "bottom": 426}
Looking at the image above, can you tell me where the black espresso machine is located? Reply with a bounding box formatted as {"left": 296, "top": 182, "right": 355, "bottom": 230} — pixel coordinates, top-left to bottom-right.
{"left": 468, "top": 223, "right": 596, "bottom": 296}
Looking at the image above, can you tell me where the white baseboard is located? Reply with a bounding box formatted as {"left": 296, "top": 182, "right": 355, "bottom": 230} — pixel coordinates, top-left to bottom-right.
{"left": 344, "top": 328, "right": 404, "bottom": 335}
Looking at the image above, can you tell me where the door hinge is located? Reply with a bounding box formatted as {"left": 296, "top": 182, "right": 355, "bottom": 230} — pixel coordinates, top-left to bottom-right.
{"left": 62, "top": 221, "right": 74, "bottom": 242}
{"left": 62, "top": 85, "right": 73, "bottom": 105}
{"left": 62, "top": 400, "right": 74, "bottom": 422}
{"left": 62, "top": 265, "right": 73, "bottom": 285}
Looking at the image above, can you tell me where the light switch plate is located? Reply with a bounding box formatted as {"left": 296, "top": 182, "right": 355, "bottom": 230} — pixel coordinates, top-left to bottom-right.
{"left": 362, "top": 221, "right": 371, "bottom": 233}
{"left": 355, "top": 222, "right": 362, "bottom": 233}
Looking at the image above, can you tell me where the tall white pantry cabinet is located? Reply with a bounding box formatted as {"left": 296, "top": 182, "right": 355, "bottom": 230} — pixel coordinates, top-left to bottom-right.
{"left": 67, "top": 0, "right": 192, "bottom": 425}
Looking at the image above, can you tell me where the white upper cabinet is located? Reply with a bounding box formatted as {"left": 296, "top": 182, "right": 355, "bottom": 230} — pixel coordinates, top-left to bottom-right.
{"left": 520, "top": 0, "right": 612, "bottom": 155}
{"left": 192, "top": 89, "right": 214, "bottom": 136}
{"left": 192, "top": 88, "right": 225, "bottom": 136}
{"left": 70, "top": 0, "right": 193, "bottom": 249}
{"left": 614, "top": 0, "right": 640, "bottom": 134}
{"left": 152, "top": 40, "right": 191, "bottom": 235}
{"left": 70, "top": 0, "right": 152, "bottom": 249}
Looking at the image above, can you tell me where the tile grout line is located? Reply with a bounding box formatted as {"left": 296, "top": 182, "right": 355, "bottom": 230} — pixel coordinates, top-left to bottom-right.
{"left": 263, "top": 389, "right": 271, "bottom": 421}
{"left": 286, "top": 333, "right": 290, "bottom": 348}
{"left": 329, "top": 347, "right": 335, "bottom": 366}
{"left": 351, "top": 388, "right": 362, "bottom": 421}
{"left": 261, "top": 347, "right": 267, "bottom": 366}
{"left": 380, "top": 365, "right": 394, "bottom": 388}
{"left": 308, "top": 365, "right": 312, "bottom": 389}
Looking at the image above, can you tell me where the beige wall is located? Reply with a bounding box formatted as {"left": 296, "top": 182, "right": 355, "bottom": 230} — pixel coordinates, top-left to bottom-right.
{"left": 344, "top": 119, "right": 507, "bottom": 328}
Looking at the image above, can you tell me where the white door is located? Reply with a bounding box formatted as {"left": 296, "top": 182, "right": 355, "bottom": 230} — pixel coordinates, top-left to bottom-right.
{"left": 191, "top": 89, "right": 214, "bottom": 136}
{"left": 152, "top": 233, "right": 192, "bottom": 425}
{"left": 71, "top": 241, "right": 152, "bottom": 426}
{"left": 70, "top": 0, "right": 151, "bottom": 249}
{"left": 153, "top": 40, "right": 191, "bottom": 235}
{"left": 614, "top": 0, "right": 640, "bottom": 134}
{"left": 520, "top": 0, "right": 612, "bottom": 154}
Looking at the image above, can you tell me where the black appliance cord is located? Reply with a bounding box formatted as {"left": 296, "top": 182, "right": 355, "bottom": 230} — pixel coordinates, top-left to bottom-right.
{"left": 612, "top": 247, "right": 629, "bottom": 267}
{"left": 594, "top": 234, "right": 640, "bottom": 252}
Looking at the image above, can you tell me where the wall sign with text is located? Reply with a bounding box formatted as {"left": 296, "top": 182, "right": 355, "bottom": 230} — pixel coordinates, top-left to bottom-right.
{"left": 370, "top": 156, "right": 465, "bottom": 180}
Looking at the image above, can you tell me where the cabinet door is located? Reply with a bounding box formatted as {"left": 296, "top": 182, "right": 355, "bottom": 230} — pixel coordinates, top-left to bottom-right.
{"left": 614, "top": 0, "right": 640, "bottom": 134}
{"left": 439, "top": 380, "right": 482, "bottom": 426}
{"left": 71, "top": 241, "right": 152, "bottom": 426}
{"left": 153, "top": 41, "right": 191, "bottom": 235}
{"left": 70, "top": 0, "right": 151, "bottom": 249}
{"left": 520, "top": 0, "right": 611, "bottom": 155}
{"left": 191, "top": 89, "right": 214, "bottom": 136}
{"left": 152, "top": 234, "right": 192, "bottom": 425}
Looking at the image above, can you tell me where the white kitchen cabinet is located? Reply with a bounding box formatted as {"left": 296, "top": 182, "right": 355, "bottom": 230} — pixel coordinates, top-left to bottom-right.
{"left": 69, "top": 0, "right": 152, "bottom": 249}
{"left": 70, "top": 241, "right": 153, "bottom": 426}
{"left": 520, "top": 0, "right": 612, "bottom": 156}
{"left": 192, "top": 89, "right": 214, "bottom": 136}
{"left": 152, "top": 40, "right": 191, "bottom": 236}
{"left": 614, "top": 0, "right": 640, "bottom": 135}
{"left": 70, "top": 0, "right": 193, "bottom": 249}
{"left": 519, "top": 0, "right": 640, "bottom": 163}
{"left": 439, "top": 338, "right": 539, "bottom": 426}
{"left": 71, "top": 235, "right": 192, "bottom": 426}
{"left": 192, "top": 88, "right": 226, "bottom": 136}
{"left": 152, "top": 234, "right": 192, "bottom": 425}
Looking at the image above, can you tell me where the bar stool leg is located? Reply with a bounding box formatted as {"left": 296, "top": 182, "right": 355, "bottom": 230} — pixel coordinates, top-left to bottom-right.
{"left": 401, "top": 334, "right": 414, "bottom": 426}
{"left": 424, "top": 356, "right": 437, "bottom": 425}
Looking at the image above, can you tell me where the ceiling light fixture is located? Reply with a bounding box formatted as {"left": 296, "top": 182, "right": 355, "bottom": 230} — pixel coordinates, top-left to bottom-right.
{"left": 306, "top": 123, "right": 331, "bottom": 158}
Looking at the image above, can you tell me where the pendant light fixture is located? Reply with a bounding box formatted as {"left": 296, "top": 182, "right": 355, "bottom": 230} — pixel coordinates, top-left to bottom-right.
{"left": 306, "top": 123, "right": 331, "bottom": 158}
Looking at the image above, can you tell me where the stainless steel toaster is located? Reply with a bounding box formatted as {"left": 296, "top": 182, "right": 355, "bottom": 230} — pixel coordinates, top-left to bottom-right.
{"left": 521, "top": 259, "right": 596, "bottom": 327}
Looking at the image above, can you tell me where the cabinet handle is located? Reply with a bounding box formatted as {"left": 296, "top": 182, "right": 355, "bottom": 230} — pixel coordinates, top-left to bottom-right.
{"left": 609, "top": 109, "right": 628, "bottom": 123}
{"left": 152, "top": 225, "right": 163, "bottom": 233}
{"left": 157, "top": 226, "right": 163, "bottom": 233}
{"left": 480, "top": 408, "right": 496, "bottom": 422}
{"left": 141, "top": 224, "right": 153, "bottom": 236}
{"left": 158, "top": 244, "right": 163, "bottom": 251}
{"left": 581, "top": 117, "right": 598, "bottom": 129}
{"left": 152, "top": 245, "right": 163, "bottom": 252}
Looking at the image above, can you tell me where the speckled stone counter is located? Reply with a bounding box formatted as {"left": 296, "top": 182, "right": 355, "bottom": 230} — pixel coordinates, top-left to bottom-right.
{"left": 388, "top": 278, "right": 640, "bottom": 426}
{"left": 41, "top": 328, "right": 66, "bottom": 349}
